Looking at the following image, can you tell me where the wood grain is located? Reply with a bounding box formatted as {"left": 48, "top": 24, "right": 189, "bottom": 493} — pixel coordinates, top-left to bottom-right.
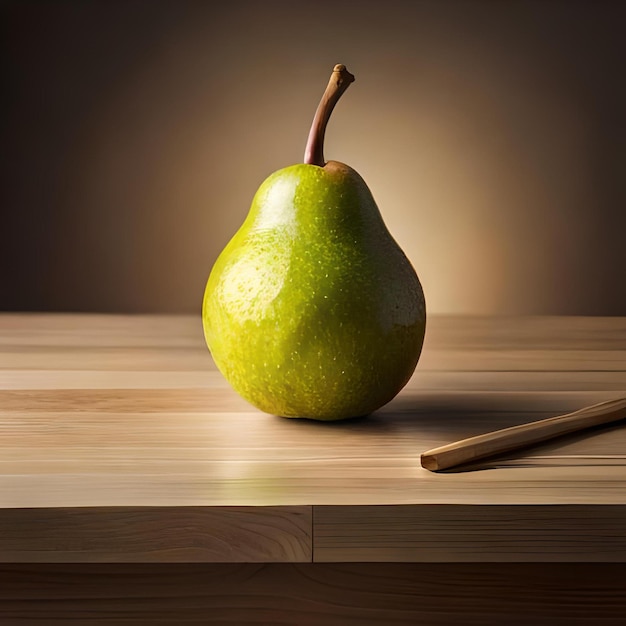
{"left": 1, "top": 313, "right": 624, "bottom": 349}
{"left": 1, "top": 313, "right": 625, "bottom": 566}
{"left": 0, "top": 506, "right": 311, "bottom": 563}
{"left": 1, "top": 563, "right": 625, "bottom": 625}
{"left": 2, "top": 386, "right": 626, "bottom": 508}
{"left": 314, "top": 504, "right": 626, "bottom": 562}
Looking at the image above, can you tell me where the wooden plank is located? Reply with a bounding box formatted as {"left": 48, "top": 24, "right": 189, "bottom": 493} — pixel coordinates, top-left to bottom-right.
{"left": 1, "top": 388, "right": 625, "bottom": 508}
{"left": 2, "top": 467, "right": 626, "bottom": 508}
{"left": 408, "top": 370, "right": 626, "bottom": 391}
{"left": 0, "top": 506, "right": 311, "bottom": 563}
{"left": 2, "top": 345, "right": 625, "bottom": 372}
{"left": 422, "top": 315, "right": 626, "bottom": 350}
{"left": 0, "top": 387, "right": 614, "bottom": 414}
{"left": 314, "top": 504, "right": 626, "bottom": 562}
{"left": 0, "top": 563, "right": 625, "bottom": 624}
{"left": 419, "top": 348, "right": 626, "bottom": 371}
{"left": 1, "top": 369, "right": 624, "bottom": 391}
{"left": 0, "top": 346, "right": 213, "bottom": 371}
{"left": 0, "top": 314, "right": 204, "bottom": 348}
{"left": 0, "top": 370, "right": 219, "bottom": 390}
{"left": 1, "top": 313, "right": 624, "bottom": 350}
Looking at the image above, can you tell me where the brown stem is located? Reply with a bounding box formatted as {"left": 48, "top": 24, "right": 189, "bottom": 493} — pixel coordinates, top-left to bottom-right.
{"left": 303, "top": 64, "right": 355, "bottom": 166}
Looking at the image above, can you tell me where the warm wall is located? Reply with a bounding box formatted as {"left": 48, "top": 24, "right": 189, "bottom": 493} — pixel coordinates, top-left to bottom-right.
{"left": 2, "top": 0, "right": 624, "bottom": 315}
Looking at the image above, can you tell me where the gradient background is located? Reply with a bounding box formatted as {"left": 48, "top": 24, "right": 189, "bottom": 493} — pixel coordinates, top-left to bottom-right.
{"left": 1, "top": 0, "right": 624, "bottom": 315}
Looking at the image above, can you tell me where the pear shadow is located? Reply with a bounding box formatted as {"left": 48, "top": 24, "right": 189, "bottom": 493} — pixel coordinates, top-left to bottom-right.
{"left": 372, "top": 391, "right": 561, "bottom": 439}
{"left": 268, "top": 391, "right": 556, "bottom": 438}
{"left": 269, "top": 411, "right": 393, "bottom": 434}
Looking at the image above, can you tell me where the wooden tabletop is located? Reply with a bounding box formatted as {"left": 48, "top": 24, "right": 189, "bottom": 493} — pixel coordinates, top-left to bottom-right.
{"left": 1, "top": 313, "right": 625, "bottom": 564}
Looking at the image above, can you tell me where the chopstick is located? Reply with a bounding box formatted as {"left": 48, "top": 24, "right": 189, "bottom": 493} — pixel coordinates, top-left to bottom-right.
{"left": 420, "top": 397, "right": 626, "bottom": 471}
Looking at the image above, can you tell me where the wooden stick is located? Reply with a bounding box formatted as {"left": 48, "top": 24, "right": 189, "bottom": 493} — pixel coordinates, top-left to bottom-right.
{"left": 420, "top": 397, "right": 626, "bottom": 471}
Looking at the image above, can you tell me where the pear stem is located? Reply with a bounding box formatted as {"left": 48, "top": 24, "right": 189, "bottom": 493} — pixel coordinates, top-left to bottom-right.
{"left": 304, "top": 64, "right": 355, "bottom": 167}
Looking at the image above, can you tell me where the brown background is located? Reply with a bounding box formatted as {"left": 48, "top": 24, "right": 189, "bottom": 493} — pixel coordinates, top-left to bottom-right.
{"left": 1, "top": 0, "right": 624, "bottom": 315}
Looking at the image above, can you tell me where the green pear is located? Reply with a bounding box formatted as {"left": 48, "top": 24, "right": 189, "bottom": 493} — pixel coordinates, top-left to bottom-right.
{"left": 203, "top": 64, "right": 426, "bottom": 420}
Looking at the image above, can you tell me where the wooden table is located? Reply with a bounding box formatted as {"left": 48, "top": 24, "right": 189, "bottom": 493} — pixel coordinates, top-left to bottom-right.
{"left": 1, "top": 314, "right": 625, "bottom": 624}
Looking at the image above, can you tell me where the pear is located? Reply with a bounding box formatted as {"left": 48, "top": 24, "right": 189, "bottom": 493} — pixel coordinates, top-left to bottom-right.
{"left": 202, "top": 64, "right": 426, "bottom": 420}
